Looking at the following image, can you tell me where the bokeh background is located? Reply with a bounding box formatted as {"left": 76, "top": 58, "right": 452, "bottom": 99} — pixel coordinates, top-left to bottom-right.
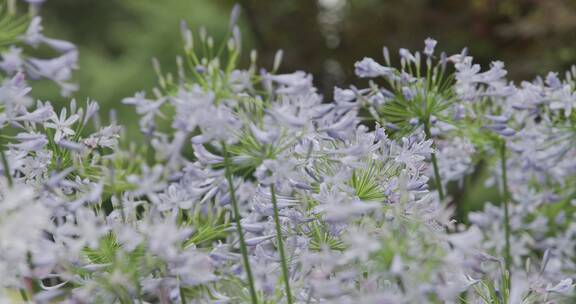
{"left": 33, "top": 0, "right": 576, "bottom": 123}
{"left": 26, "top": 0, "right": 576, "bottom": 217}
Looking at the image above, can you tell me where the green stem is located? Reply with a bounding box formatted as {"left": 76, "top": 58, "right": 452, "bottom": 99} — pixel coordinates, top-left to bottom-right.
{"left": 1, "top": 143, "right": 13, "bottom": 187}
{"left": 180, "top": 285, "right": 187, "bottom": 304}
{"left": 499, "top": 140, "right": 512, "bottom": 285}
{"left": 222, "top": 142, "right": 258, "bottom": 304}
{"left": 423, "top": 121, "right": 444, "bottom": 201}
{"left": 19, "top": 288, "right": 29, "bottom": 302}
{"left": 270, "top": 185, "right": 293, "bottom": 304}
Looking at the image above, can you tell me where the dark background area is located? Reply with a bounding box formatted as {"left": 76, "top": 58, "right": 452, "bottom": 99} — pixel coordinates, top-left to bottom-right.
{"left": 33, "top": 0, "right": 576, "bottom": 120}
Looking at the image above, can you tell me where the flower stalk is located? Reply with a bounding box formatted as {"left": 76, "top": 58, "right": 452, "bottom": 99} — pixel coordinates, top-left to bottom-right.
{"left": 0, "top": 140, "right": 13, "bottom": 187}
{"left": 423, "top": 120, "right": 444, "bottom": 201}
{"left": 270, "top": 184, "right": 293, "bottom": 304}
{"left": 499, "top": 140, "right": 512, "bottom": 284}
{"left": 222, "top": 142, "right": 258, "bottom": 304}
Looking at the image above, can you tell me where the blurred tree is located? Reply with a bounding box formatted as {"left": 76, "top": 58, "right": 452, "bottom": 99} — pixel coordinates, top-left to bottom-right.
{"left": 231, "top": 0, "right": 576, "bottom": 96}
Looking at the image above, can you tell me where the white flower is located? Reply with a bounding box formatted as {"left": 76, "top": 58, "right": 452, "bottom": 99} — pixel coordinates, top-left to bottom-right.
{"left": 44, "top": 107, "right": 79, "bottom": 142}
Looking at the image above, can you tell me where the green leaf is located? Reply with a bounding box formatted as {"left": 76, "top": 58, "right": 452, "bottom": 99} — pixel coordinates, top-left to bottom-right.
{"left": 0, "top": 4, "right": 29, "bottom": 51}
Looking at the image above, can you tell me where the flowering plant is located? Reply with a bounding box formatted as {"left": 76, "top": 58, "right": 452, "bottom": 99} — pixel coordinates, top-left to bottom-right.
{"left": 0, "top": 2, "right": 575, "bottom": 303}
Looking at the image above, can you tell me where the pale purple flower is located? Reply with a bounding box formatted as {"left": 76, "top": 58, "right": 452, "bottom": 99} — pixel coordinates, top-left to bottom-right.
{"left": 424, "top": 37, "right": 437, "bottom": 57}
{"left": 13, "top": 102, "right": 53, "bottom": 124}
{"left": 83, "top": 125, "right": 121, "bottom": 148}
{"left": 354, "top": 57, "right": 393, "bottom": 78}
{"left": 22, "top": 17, "right": 44, "bottom": 47}
{"left": 249, "top": 123, "right": 279, "bottom": 144}
{"left": 0, "top": 47, "right": 24, "bottom": 73}
{"left": 334, "top": 87, "right": 356, "bottom": 103}
{"left": 126, "top": 165, "right": 167, "bottom": 202}
{"left": 22, "top": 16, "right": 75, "bottom": 53}
{"left": 174, "top": 251, "right": 218, "bottom": 286}
{"left": 123, "top": 91, "right": 165, "bottom": 133}
{"left": 0, "top": 72, "right": 33, "bottom": 116}
{"left": 142, "top": 220, "right": 192, "bottom": 259}
{"left": 0, "top": 18, "right": 573, "bottom": 303}
{"left": 45, "top": 107, "right": 79, "bottom": 142}
{"left": 27, "top": 50, "right": 78, "bottom": 96}
{"left": 23, "top": 0, "right": 46, "bottom": 4}
{"left": 10, "top": 132, "right": 48, "bottom": 151}
{"left": 545, "top": 72, "right": 562, "bottom": 89}
{"left": 393, "top": 136, "right": 433, "bottom": 171}
{"left": 399, "top": 48, "right": 417, "bottom": 63}
{"left": 245, "top": 235, "right": 275, "bottom": 246}
{"left": 546, "top": 278, "right": 575, "bottom": 295}
{"left": 264, "top": 71, "right": 314, "bottom": 95}
{"left": 548, "top": 84, "right": 576, "bottom": 117}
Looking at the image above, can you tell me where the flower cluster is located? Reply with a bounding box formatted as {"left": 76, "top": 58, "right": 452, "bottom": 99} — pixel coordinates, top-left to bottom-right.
{"left": 0, "top": 0, "right": 77, "bottom": 96}
{"left": 0, "top": 4, "right": 575, "bottom": 304}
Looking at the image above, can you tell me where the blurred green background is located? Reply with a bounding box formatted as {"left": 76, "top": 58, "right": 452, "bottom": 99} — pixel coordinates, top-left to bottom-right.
{"left": 33, "top": 0, "right": 576, "bottom": 121}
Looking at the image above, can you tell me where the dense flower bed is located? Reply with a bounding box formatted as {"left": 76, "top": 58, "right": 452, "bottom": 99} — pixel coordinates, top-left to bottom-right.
{"left": 0, "top": 2, "right": 575, "bottom": 303}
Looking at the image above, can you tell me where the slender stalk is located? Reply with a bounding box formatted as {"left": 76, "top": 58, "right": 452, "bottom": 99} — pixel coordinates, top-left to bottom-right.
{"left": 423, "top": 121, "right": 444, "bottom": 201}
{"left": 222, "top": 142, "right": 258, "bottom": 304}
{"left": 270, "top": 185, "right": 293, "bottom": 304}
{"left": 1, "top": 142, "right": 13, "bottom": 187}
{"left": 499, "top": 140, "right": 512, "bottom": 284}
{"left": 180, "top": 285, "right": 187, "bottom": 304}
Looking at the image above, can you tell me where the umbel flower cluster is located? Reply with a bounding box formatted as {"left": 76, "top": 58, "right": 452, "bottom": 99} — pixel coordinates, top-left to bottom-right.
{"left": 1, "top": 3, "right": 575, "bottom": 304}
